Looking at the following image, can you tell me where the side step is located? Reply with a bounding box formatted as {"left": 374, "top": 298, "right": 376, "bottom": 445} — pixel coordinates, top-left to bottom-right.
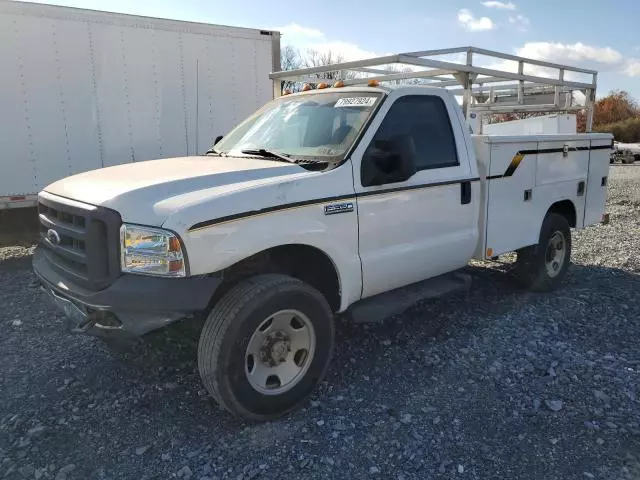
{"left": 345, "top": 272, "right": 472, "bottom": 323}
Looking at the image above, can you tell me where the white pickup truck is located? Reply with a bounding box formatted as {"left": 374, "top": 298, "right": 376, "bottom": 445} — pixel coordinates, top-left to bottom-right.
{"left": 34, "top": 67, "right": 612, "bottom": 420}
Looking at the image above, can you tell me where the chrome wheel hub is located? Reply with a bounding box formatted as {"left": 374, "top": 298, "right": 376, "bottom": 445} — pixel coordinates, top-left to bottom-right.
{"left": 245, "top": 309, "right": 316, "bottom": 395}
{"left": 545, "top": 231, "right": 566, "bottom": 278}
{"left": 260, "top": 331, "right": 291, "bottom": 366}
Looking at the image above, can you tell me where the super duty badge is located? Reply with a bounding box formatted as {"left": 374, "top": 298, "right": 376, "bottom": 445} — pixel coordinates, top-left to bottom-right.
{"left": 324, "top": 202, "right": 354, "bottom": 215}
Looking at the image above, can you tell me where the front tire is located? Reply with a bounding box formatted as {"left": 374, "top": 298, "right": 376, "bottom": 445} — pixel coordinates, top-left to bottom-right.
{"left": 515, "top": 213, "right": 572, "bottom": 292}
{"left": 197, "top": 274, "right": 334, "bottom": 421}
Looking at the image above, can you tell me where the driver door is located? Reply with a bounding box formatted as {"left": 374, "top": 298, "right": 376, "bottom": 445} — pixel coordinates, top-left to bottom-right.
{"left": 351, "top": 89, "right": 479, "bottom": 299}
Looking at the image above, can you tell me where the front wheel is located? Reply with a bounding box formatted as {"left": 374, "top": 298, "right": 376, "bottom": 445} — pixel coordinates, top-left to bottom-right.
{"left": 197, "top": 274, "right": 334, "bottom": 421}
{"left": 515, "top": 213, "right": 572, "bottom": 292}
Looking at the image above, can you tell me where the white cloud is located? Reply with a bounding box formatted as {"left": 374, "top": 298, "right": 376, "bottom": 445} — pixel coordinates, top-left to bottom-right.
{"left": 626, "top": 60, "right": 640, "bottom": 77}
{"left": 508, "top": 14, "right": 530, "bottom": 31}
{"left": 482, "top": 1, "right": 516, "bottom": 10}
{"left": 278, "top": 23, "right": 323, "bottom": 40}
{"left": 480, "top": 1, "right": 528, "bottom": 31}
{"left": 488, "top": 42, "right": 640, "bottom": 80}
{"left": 458, "top": 9, "right": 495, "bottom": 31}
{"left": 307, "top": 41, "right": 380, "bottom": 61}
{"left": 516, "top": 42, "right": 622, "bottom": 66}
{"left": 275, "top": 23, "right": 380, "bottom": 61}
{"left": 277, "top": 23, "right": 323, "bottom": 46}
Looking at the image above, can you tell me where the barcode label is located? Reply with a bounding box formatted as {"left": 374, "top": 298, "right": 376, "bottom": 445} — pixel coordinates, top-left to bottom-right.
{"left": 334, "top": 97, "right": 377, "bottom": 108}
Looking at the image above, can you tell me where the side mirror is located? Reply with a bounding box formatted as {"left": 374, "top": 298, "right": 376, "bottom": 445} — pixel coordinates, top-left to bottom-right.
{"left": 214, "top": 135, "right": 223, "bottom": 145}
{"left": 361, "top": 135, "right": 417, "bottom": 187}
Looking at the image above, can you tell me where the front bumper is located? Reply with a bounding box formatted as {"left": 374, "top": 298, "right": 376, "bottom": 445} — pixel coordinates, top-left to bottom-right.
{"left": 33, "top": 247, "right": 222, "bottom": 339}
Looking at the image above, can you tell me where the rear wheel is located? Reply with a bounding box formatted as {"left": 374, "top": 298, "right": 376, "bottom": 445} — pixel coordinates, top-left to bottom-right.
{"left": 197, "top": 274, "right": 334, "bottom": 421}
{"left": 515, "top": 213, "right": 571, "bottom": 292}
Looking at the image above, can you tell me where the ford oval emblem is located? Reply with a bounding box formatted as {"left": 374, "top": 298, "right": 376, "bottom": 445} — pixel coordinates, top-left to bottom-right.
{"left": 46, "top": 229, "right": 61, "bottom": 246}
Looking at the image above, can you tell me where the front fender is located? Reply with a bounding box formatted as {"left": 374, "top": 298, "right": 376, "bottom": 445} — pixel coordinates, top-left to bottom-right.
{"left": 173, "top": 201, "right": 361, "bottom": 312}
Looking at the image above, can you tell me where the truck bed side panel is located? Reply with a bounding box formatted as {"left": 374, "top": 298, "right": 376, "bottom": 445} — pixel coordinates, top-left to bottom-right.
{"left": 477, "top": 134, "right": 611, "bottom": 259}
{"left": 584, "top": 140, "right": 612, "bottom": 226}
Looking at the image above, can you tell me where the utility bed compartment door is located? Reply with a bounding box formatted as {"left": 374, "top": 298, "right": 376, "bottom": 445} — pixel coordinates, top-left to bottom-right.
{"left": 583, "top": 140, "right": 612, "bottom": 226}
{"left": 536, "top": 139, "right": 589, "bottom": 229}
{"left": 484, "top": 141, "right": 538, "bottom": 257}
{"left": 535, "top": 140, "right": 589, "bottom": 187}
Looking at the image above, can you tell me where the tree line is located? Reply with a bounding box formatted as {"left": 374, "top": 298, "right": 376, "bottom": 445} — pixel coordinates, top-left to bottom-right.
{"left": 584, "top": 90, "right": 640, "bottom": 142}
{"left": 280, "top": 46, "right": 426, "bottom": 93}
{"left": 280, "top": 46, "right": 353, "bottom": 92}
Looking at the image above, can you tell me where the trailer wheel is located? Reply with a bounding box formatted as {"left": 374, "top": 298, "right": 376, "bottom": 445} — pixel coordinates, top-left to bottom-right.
{"left": 515, "top": 213, "right": 572, "bottom": 292}
{"left": 197, "top": 274, "right": 334, "bottom": 421}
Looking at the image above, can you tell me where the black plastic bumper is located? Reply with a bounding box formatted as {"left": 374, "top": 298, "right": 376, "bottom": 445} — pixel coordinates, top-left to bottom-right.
{"left": 33, "top": 247, "right": 222, "bottom": 338}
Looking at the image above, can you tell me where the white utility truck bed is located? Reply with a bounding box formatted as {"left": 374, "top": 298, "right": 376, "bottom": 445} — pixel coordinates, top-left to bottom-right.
{"left": 482, "top": 114, "right": 577, "bottom": 135}
{"left": 474, "top": 134, "right": 611, "bottom": 258}
{"left": 33, "top": 46, "right": 612, "bottom": 421}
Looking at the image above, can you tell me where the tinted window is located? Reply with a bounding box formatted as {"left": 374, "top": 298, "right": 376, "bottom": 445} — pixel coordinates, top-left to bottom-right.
{"left": 370, "top": 95, "right": 459, "bottom": 171}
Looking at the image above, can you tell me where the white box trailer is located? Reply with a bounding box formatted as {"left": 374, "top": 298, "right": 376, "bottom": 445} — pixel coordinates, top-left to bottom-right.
{"left": 483, "top": 114, "right": 577, "bottom": 135}
{"left": 0, "top": 1, "right": 280, "bottom": 209}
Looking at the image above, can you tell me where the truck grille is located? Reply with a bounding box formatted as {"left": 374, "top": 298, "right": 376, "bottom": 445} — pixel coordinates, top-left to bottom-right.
{"left": 38, "top": 195, "right": 122, "bottom": 291}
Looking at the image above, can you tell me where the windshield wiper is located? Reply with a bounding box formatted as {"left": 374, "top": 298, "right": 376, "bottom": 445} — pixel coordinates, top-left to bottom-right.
{"left": 241, "top": 148, "right": 333, "bottom": 169}
{"left": 240, "top": 148, "right": 295, "bottom": 163}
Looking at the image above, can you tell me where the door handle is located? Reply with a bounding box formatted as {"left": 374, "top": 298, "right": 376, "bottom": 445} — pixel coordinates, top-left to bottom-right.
{"left": 461, "top": 181, "right": 471, "bottom": 205}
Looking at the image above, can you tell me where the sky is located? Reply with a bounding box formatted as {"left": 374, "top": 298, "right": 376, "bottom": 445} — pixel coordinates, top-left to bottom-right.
{"left": 18, "top": 0, "right": 640, "bottom": 99}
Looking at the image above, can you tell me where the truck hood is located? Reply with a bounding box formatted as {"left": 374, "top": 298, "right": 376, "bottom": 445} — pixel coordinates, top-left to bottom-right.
{"left": 43, "top": 156, "right": 304, "bottom": 225}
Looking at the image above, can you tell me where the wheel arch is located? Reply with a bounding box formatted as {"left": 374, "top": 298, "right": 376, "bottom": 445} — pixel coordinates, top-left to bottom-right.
{"left": 547, "top": 199, "right": 577, "bottom": 228}
{"left": 210, "top": 244, "right": 343, "bottom": 313}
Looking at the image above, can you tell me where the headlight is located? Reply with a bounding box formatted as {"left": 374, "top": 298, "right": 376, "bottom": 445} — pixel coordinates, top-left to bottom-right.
{"left": 120, "top": 224, "right": 186, "bottom": 277}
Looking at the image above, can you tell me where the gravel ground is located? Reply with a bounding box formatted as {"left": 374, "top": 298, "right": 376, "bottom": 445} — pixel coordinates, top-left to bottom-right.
{"left": 1, "top": 166, "right": 639, "bottom": 480}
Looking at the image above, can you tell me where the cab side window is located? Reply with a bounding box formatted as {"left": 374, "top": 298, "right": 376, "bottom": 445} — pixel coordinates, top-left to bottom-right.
{"left": 369, "top": 95, "right": 459, "bottom": 171}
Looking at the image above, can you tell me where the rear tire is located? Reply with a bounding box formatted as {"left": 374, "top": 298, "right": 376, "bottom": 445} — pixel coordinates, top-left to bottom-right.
{"left": 197, "top": 274, "right": 334, "bottom": 421}
{"left": 515, "top": 213, "right": 571, "bottom": 292}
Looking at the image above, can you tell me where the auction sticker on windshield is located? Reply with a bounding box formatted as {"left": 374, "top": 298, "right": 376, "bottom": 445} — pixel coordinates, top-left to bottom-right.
{"left": 334, "top": 97, "right": 377, "bottom": 107}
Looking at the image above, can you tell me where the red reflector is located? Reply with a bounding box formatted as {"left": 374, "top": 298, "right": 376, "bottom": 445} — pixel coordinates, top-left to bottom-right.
{"left": 10, "top": 196, "right": 26, "bottom": 201}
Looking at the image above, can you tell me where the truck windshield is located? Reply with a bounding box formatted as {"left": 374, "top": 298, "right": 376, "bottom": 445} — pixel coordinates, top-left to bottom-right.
{"left": 213, "top": 91, "right": 383, "bottom": 164}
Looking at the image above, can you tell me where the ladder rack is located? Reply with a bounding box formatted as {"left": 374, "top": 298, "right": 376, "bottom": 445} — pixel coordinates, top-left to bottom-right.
{"left": 269, "top": 46, "right": 598, "bottom": 132}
